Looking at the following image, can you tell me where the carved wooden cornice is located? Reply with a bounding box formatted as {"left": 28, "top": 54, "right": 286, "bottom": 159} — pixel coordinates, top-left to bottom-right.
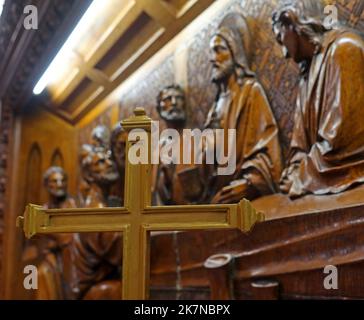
{"left": 0, "top": 0, "right": 92, "bottom": 110}
{"left": 0, "top": 0, "right": 28, "bottom": 66}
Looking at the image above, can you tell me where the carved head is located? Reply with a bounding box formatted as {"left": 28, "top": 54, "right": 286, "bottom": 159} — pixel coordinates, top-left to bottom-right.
{"left": 210, "top": 13, "right": 254, "bottom": 85}
{"left": 272, "top": 0, "right": 329, "bottom": 64}
{"left": 157, "top": 84, "right": 187, "bottom": 125}
{"left": 80, "top": 144, "right": 119, "bottom": 186}
{"left": 110, "top": 123, "right": 128, "bottom": 172}
{"left": 91, "top": 125, "right": 111, "bottom": 151}
{"left": 43, "top": 166, "right": 68, "bottom": 199}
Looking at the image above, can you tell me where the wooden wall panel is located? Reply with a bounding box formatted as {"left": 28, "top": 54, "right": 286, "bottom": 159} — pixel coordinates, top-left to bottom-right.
{"left": 119, "top": 54, "right": 175, "bottom": 126}
{"left": 24, "top": 143, "right": 42, "bottom": 207}
{"left": 3, "top": 106, "right": 78, "bottom": 299}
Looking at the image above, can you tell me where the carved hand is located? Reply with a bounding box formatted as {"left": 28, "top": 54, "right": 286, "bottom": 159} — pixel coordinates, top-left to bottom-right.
{"left": 279, "top": 163, "right": 299, "bottom": 193}
{"left": 211, "top": 179, "right": 249, "bottom": 204}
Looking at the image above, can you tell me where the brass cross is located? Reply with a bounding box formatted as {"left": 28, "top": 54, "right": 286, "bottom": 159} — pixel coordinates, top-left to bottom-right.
{"left": 16, "top": 107, "right": 264, "bottom": 300}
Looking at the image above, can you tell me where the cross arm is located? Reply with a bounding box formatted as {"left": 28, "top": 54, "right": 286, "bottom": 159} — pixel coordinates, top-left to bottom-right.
{"left": 16, "top": 204, "right": 131, "bottom": 238}
{"left": 143, "top": 199, "right": 264, "bottom": 233}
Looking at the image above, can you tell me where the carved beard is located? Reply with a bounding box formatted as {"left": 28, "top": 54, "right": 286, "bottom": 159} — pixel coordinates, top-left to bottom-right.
{"left": 96, "top": 170, "right": 119, "bottom": 185}
{"left": 160, "top": 108, "right": 186, "bottom": 124}
{"left": 49, "top": 188, "right": 67, "bottom": 198}
{"left": 211, "top": 61, "right": 235, "bottom": 83}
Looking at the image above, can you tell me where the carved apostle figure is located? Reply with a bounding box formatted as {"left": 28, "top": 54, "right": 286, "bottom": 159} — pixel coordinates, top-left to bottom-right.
{"left": 273, "top": 0, "right": 364, "bottom": 198}
{"left": 69, "top": 138, "right": 122, "bottom": 299}
{"left": 43, "top": 166, "right": 77, "bottom": 209}
{"left": 37, "top": 166, "right": 77, "bottom": 299}
{"left": 108, "top": 123, "right": 127, "bottom": 206}
{"left": 79, "top": 142, "right": 119, "bottom": 207}
{"left": 207, "top": 13, "right": 283, "bottom": 204}
{"left": 76, "top": 125, "right": 115, "bottom": 207}
{"left": 68, "top": 125, "right": 129, "bottom": 299}
{"left": 155, "top": 84, "right": 204, "bottom": 205}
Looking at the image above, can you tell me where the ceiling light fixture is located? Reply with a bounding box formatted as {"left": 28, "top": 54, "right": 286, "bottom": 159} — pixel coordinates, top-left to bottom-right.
{"left": 33, "top": 0, "right": 104, "bottom": 95}
{"left": 0, "top": 0, "right": 6, "bottom": 17}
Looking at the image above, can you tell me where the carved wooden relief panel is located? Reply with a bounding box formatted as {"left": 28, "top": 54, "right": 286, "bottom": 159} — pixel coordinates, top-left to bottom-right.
{"left": 77, "top": 0, "right": 364, "bottom": 160}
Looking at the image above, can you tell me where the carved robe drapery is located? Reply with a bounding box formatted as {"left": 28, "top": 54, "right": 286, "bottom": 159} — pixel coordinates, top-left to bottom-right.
{"left": 70, "top": 232, "right": 122, "bottom": 299}
{"left": 284, "top": 30, "right": 364, "bottom": 197}
{"left": 205, "top": 78, "right": 282, "bottom": 199}
{"left": 37, "top": 198, "right": 77, "bottom": 300}
{"left": 67, "top": 187, "right": 123, "bottom": 299}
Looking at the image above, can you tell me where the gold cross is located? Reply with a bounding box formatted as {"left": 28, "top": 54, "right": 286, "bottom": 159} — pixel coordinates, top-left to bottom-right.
{"left": 16, "top": 107, "right": 264, "bottom": 300}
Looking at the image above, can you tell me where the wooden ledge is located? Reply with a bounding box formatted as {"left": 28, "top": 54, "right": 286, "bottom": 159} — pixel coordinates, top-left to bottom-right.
{"left": 252, "top": 184, "right": 364, "bottom": 221}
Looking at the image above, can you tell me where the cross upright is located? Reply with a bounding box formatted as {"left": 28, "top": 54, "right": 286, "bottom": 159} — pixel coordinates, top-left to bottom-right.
{"left": 16, "top": 107, "right": 264, "bottom": 300}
